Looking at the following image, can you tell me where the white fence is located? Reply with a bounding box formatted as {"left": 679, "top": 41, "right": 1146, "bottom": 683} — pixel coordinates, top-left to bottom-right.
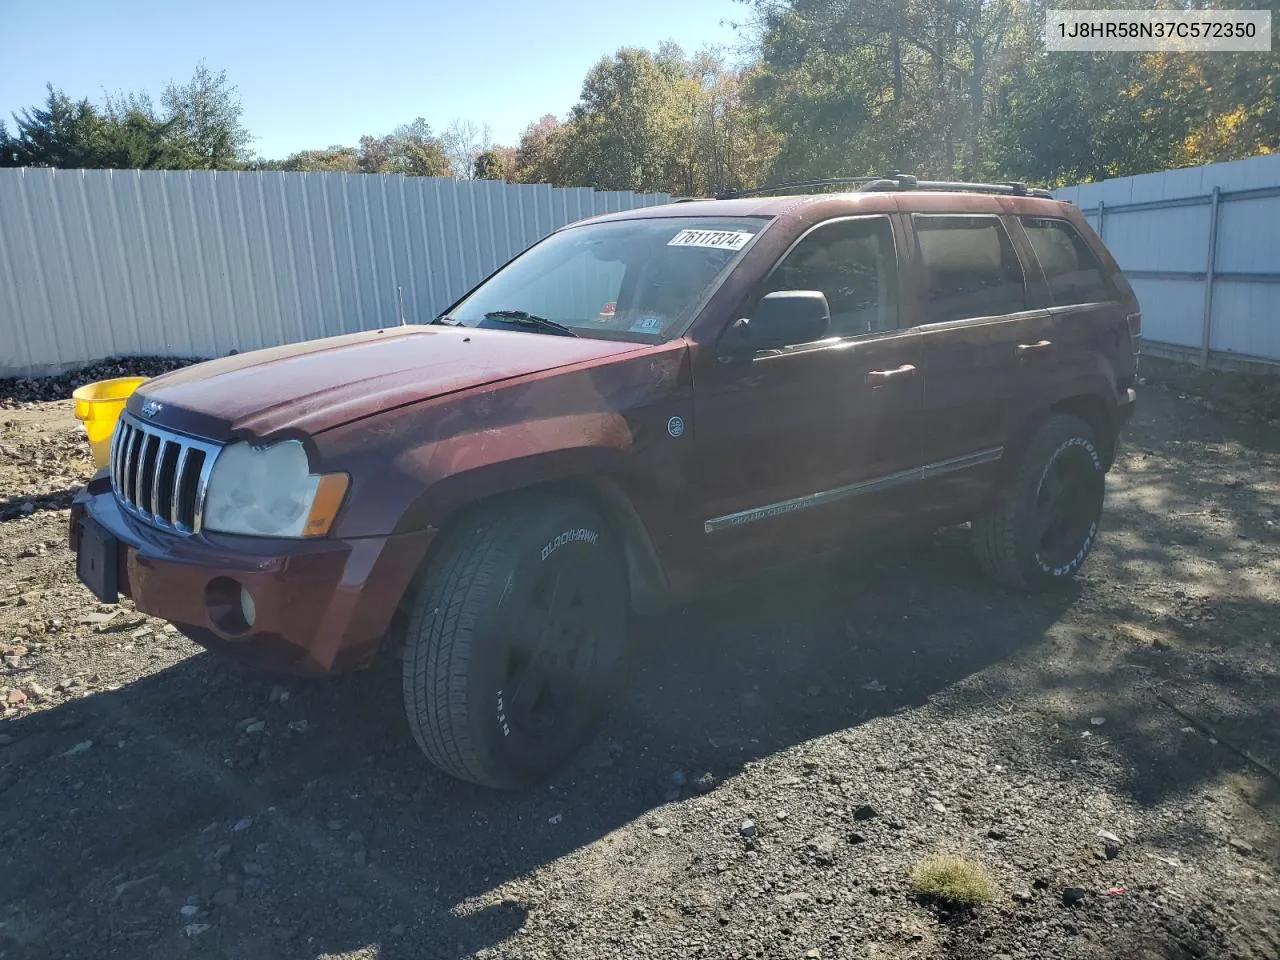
{"left": 1055, "top": 155, "right": 1280, "bottom": 370}
{"left": 4, "top": 159, "right": 1278, "bottom": 377}
{"left": 0, "top": 168, "right": 668, "bottom": 376}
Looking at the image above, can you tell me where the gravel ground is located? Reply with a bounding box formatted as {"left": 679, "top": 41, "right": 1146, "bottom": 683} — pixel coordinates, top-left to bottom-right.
{"left": 0, "top": 367, "right": 1278, "bottom": 960}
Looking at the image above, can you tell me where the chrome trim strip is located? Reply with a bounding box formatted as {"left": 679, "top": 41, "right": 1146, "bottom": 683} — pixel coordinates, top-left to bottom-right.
{"left": 703, "top": 446, "right": 1004, "bottom": 534}
{"left": 172, "top": 445, "right": 191, "bottom": 528}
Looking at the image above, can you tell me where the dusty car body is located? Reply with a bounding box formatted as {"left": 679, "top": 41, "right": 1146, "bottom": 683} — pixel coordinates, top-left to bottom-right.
{"left": 72, "top": 180, "right": 1139, "bottom": 787}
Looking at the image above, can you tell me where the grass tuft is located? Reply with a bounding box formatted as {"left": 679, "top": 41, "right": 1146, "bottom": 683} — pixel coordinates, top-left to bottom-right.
{"left": 910, "top": 855, "right": 995, "bottom": 907}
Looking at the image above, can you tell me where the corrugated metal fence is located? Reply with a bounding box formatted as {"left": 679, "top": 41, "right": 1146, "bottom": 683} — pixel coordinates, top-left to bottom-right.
{"left": 0, "top": 168, "right": 668, "bottom": 376}
{"left": 1055, "top": 155, "right": 1280, "bottom": 371}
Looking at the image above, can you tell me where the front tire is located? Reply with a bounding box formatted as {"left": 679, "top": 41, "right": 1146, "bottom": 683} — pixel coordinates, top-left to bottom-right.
{"left": 973, "top": 414, "right": 1106, "bottom": 591}
{"left": 401, "top": 496, "right": 627, "bottom": 789}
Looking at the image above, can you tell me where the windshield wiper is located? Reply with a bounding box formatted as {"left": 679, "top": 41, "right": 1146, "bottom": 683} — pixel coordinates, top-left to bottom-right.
{"left": 483, "top": 310, "right": 580, "bottom": 338}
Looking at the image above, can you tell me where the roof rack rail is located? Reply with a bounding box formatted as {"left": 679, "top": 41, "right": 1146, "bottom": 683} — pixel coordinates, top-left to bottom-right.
{"left": 858, "top": 177, "right": 1054, "bottom": 199}
{"left": 714, "top": 177, "right": 883, "bottom": 200}
{"left": 714, "top": 173, "right": 1054, "bottom": 201}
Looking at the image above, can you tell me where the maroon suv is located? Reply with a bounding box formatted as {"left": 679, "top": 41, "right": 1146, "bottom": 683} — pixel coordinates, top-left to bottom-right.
{"left": 71, "top": 178, "right": 1140, "bottom": 788}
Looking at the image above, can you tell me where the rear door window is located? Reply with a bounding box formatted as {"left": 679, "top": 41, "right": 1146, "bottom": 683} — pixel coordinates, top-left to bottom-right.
{"left": 913, "top": 215, "right": 1026, "bottom": 323}
{"left": 1020, "top": 217, "right": 1112, "bottom": 305}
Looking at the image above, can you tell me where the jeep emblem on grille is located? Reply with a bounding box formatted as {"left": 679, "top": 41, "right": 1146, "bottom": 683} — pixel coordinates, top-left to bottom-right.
{"left": 140, "top": 398, "right": 163, "bottom": 418}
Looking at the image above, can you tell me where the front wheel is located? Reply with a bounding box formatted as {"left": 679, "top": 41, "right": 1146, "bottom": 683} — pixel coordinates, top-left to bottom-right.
{"left": 972, "top": 414, "right": 1107, "bottom": 591}
{"left": 401, "top": 495, "right": 627, "bottom": 789}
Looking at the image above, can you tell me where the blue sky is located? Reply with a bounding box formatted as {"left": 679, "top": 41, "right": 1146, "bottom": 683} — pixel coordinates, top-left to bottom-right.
{"left": 2, "top": 0, "right": 751, "bottom": 159}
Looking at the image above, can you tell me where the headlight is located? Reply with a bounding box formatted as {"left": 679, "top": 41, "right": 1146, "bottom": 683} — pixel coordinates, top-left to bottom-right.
{"left": 204, "top": 440, "right": 348, "bottom": 538}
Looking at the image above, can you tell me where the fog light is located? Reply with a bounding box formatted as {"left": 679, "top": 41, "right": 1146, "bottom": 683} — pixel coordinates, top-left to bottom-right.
{"left": 239, "top": 586, "right": 257, "bottom": 629}
{"left": 205, "top": 577, "right": 254, "bottom": 636}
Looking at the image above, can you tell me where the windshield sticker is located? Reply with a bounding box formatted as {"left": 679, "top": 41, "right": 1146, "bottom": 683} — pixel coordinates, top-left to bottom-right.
{"left": 667, "top": 228, "right": 754, "bottom": 251}
{"left": 629, "top": 314, "right": 665, "bottom": 334}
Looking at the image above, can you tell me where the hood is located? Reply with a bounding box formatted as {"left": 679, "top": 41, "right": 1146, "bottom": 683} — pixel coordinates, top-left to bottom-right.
{"left": 133, "top": 325, "right": 647, "bottom": 438}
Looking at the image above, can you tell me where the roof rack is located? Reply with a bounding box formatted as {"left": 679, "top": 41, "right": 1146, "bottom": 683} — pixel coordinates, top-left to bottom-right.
{"left": 715, "top": 173, "right": 1055, "bottom": 201}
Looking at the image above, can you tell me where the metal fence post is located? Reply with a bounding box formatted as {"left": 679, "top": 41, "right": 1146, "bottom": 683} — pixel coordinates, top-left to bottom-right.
{"left": 1200, "top": 186, "right": 1221, "bottom": 368}
{"left": 1096, "top": 200, "right": 1105, "bottom": 239}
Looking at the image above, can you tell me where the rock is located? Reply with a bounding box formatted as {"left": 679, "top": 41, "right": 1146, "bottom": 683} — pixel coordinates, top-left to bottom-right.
{"left": 0, "top": 688, "right": 21, "bottom": 706}
{"left": 987, "top": 827, "right": 1007, "bottom": 840}
{"left": 24, "top": 681, "right": 49, "bottom": 701}
{"left": 287, "top": 719, "right": 308, "bottom": 733}
{"left": 0, "top": 733, "right": 14, "bottom": 746}
{"left": 739, "top": 820, "right": 757, "bottom": 839}
{"left": 852, "top": 804, "right": 877, "bottom": 821}
{"left": 1103, "top": 841, "right": 1121, "bottom": 860}
{"left": 212, "top": 887, "right": 238, "bottom": 907}
{"left": 547, "top": 813, "right": 563, "bottom": 825}
{"left": 236, "top": 717, "right": 261, "bottom": 732}
{"left": 179, "top": 904, "right": 201, "bottom": 918}
{"left": 1063, "top": 887, "right": 1088, "bottom": 907}
{"left": 930, "top": 802, "right": 947, "bottom": 814}
{"left": 775, "top": 810, "right": 789, "bottom": 821}
{"left": 848, "top": 832, "right": 867, "bottom": 844}
{"left": 243, "top": 720, "right": 266, "bottom": 735}
{"left": 62, "top": 740, "right": 93, "bottom": 757}
{"left": 183, "top": 924, "right": 211, "bottom": 938}
{"left": 232, "top": 817, "right": 253, "bottom": 832}
{"left": 1090, "top": 716, "right": 1106, "bottom": 726}
{"left": 861, "top": 680, "right": 887, "bottom": 692}
{"left": 669, "top": 770, "right": 688, "bottom": 787}
{"left": 1033, "top": 877, "right": 1050, "bottom": 890}
{"left": 241, "top": 861, "right": 266, "bottom": 877}
{"left": 694, "top": 772, "right": 718, "bottom": 794}
{"left": 0, "top": 643, "right": 27, "bottom": 658}
{"left": 805, "top": 950, "right": 822, "bottom": 959}
{"left": 389, "top": 924, "right": 405, "bottom": 936}
{"left": 269, "top": 684, "right": 289, "bottom": 703}
{"left": 1228, "top": 838, "right": 1254, "bottom": 856}
{"left": 1012, "top": 889, "right": 1034, "bottom": 903}
{"left": 651, "top": 827, "right": 671, "bottom": 838}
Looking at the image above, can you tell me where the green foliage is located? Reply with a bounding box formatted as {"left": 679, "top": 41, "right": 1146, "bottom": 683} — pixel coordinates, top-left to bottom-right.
{"left": 357, "top": 119, "right": 453, "bottom": 177}
{"left": 473, "top": 146, "right": 516, "bottom": 181}
{"left": 159, "top": 62, "right": 252, "bottom": 168}
{"left": 910, "top": 855, "right": 995, "bottom": 906}
{"left": 1, "top": 85, "right": 106, "bottom": 168}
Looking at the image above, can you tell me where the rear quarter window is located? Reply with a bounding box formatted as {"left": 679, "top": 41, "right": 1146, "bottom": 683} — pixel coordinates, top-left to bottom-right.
{"left": 914, "top": 215, "right": 1026, "bottom": 323}
{"left": 1020, "top": 217, "right": 1112, "bottom": 306}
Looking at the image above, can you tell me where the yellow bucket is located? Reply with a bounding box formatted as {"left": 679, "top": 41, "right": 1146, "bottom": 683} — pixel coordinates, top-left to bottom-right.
{"left": 72, "top": 377, "right": 149, "bottom": 469}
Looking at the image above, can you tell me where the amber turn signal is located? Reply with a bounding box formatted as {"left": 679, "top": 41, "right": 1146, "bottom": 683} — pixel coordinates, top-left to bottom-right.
{"left": 302, "top": 473, "right": 350, "bottom": 537}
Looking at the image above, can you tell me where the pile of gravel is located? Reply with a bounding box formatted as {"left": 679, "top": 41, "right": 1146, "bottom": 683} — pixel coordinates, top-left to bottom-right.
{"left": 0, "top": 357, "right": 206, "bottom": 407}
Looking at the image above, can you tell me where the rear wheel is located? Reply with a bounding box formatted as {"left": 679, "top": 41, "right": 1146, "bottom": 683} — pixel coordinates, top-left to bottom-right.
{"left": 401, "top": 496, "right": 627, "bottom": 789}
{"left": 973, "top": 414, "right": 1106, "bottom": 590}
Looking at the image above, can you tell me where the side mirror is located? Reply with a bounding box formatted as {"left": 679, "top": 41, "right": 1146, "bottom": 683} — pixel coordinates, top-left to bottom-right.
{"left": 721, "top": 290, "right": 831, "bottom": 356}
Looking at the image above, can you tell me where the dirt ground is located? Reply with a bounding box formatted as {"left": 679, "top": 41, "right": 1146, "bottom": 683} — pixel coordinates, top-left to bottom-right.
{"left": 1, "top": 367, "right": 1278, "bottom": 960}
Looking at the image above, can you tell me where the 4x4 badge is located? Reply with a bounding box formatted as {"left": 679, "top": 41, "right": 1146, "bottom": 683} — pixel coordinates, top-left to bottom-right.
{"left": 667, "top": 416, "right": 685, "bottom": 438}
{"left": 140, "top": 398, "right": 163, "bottom": 418}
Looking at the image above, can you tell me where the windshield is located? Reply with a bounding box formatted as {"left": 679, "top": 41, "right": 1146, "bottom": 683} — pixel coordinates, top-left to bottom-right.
{"left": 443, "top": 216, "right": 768, "bottom": 341}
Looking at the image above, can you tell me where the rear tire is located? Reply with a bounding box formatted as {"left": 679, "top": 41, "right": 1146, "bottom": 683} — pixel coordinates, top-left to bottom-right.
{"left": 973, "top": 414, "right": 1106, "bottom": 591}
{"left": 401, "top": 495, "right": 627, "bottom": 789}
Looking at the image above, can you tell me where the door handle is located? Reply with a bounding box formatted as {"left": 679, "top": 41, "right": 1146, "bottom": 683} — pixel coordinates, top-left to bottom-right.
{"left": 865, "top": 364, "right": 917, "bottom": 386}
{"left": 1016, "top": 340, "right": 1053, "bottom": 355}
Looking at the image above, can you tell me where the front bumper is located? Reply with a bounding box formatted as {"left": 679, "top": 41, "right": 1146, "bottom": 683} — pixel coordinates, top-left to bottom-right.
{"left": 69, "top": 473, "right": 434, "bottom": 676}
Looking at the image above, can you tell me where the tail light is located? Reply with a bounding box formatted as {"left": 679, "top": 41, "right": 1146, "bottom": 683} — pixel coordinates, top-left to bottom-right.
{"left": 1126, "top": 312, "right": 1142, "bottom": 355}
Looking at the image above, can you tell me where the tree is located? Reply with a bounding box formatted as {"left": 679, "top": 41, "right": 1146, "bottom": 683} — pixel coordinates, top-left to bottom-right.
{"left": 443, "top": 118, "right": 492, "bottom": 179}
{"left": 356, "top": 118, "right": 452, "bottom": 176}
{"left": 159, "top": 62, "right": 252, "bottom": 168}
{"left": 263, "top": 146, "right": 361, "bottom": 173}
{"left": 473, "top": 145, "right": 516, "bottom": 180}
{"left": 0, "top": 85, "right": 105, "bottom": 168}
{"left": 513, "top": 114, "right": 566, "bottom": 183}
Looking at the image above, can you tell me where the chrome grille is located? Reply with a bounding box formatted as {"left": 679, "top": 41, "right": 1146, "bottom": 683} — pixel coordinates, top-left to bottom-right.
{"left": 110, "top": 413, "right": 221, "bottom": 534}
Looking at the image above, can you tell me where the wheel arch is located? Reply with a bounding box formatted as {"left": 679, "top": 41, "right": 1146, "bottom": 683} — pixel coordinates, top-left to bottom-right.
{"left": 404, "top": 470, "right": 675, "bottom": 620}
